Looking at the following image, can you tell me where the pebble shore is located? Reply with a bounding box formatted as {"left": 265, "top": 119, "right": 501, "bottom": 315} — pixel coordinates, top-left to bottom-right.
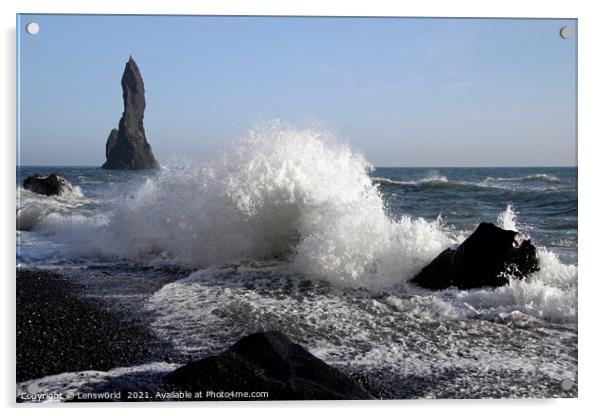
{"left": 16, "top": 268, "right": 168, "bottom": 382}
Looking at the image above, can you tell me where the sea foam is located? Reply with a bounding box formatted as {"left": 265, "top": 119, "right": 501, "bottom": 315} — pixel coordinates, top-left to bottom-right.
{"left": 17, "top": 186, "right": 90, "bottom": 231}
{"left": 37, "top": 121, "right": 453, "bottom": 288}
{"left": 31, "top": 122, "right": 576, "bottom": 301}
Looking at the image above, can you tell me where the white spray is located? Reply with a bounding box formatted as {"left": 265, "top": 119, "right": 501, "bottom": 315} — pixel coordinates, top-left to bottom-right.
{"left": 37, "top": 121, "right": 453, "bottom": 288}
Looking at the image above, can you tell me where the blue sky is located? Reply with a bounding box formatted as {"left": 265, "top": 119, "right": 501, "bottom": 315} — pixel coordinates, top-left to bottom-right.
{"left": 17, "top": 15, "right": 576, "bottom": 166}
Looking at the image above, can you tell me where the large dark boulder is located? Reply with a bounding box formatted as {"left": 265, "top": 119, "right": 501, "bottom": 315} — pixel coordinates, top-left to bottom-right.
{"left": 22, "top": 173, "right": 74, "bottom": 196}
{"left": 102, "top": 56, "right": 159, "bottom": 170}
{"left": 411, "top": 222, "right": 539, "bottom": 290}
{"left": 165, "top": 331, "right": 373, "bottom": 400}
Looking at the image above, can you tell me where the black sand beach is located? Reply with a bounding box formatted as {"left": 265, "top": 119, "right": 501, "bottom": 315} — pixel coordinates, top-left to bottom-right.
{"left": 16, "top": 268, "right": 170, "bottom": 382}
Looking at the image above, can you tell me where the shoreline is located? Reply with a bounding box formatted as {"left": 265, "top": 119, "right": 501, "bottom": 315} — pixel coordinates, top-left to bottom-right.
{"left": 16, "top": 268, "right": 172, "bottom": 383}
{"left": 15, "top": 266, "right": 577, "bottom": 400}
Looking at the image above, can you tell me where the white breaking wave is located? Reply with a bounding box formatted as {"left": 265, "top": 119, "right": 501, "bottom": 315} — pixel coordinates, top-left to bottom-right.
{"left": 419, "top": 171, "right": 449, "bottom": 184}
{"left": 398, "top": 248, "right": 577, "bottom": 323}
{"left": 16, "top": 186, "right": 90, "bottom": 231}
{"left": 372, "top": 173, "right": 448, "bottom": 187}
{"left": 28, "top": 122, "right": 577, "bottom": 306}
{"left": 36, "top": 121, "right": 454, "bottom": 288}
{"left": 485, "top": 173, "right": 561, "bottom": 183}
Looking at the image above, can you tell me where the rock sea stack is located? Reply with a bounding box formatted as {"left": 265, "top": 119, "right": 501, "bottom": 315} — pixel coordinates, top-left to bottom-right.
{"left": 102, "top": 56, "right": 159, "bottom": 170}
{"left": 411, "top": 222, "right": 539, "bottom": 290}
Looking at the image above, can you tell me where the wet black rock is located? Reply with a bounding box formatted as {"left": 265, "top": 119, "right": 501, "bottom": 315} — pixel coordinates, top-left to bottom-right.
{"left": 102, "top": 56, "right": 159, "bottom": 170}
{"left": 166, "top": 331, "right": 373, "bottom": 400}
{"left": 411, "top": 222, "right": 539, "bottom": 290}
{"left": 23, "top": 173, "right": 74, "bottom": 196}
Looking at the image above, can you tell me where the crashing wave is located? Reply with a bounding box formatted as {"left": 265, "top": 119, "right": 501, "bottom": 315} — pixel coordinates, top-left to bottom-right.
{"left": 17, "top": 186, "right": 89, "bottom": 231}
{"left": 36, "top": 121, "right": 453, "bottom": 288}
{"left": 25, "top": 121, "right": 576, "bottom": 312}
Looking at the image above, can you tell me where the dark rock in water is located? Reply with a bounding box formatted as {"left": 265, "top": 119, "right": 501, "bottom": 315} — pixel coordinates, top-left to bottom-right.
{"left": 411, "top": 222, "right": 539, "bottom": 290}
{"left": 23, "top": 173, "right": 73, "bottom": 196}
{"left": 166, "top": 331, "right": 373, "bottom": 400}
{"left": 102, "top": 56, "right": 159, "bottom": 170}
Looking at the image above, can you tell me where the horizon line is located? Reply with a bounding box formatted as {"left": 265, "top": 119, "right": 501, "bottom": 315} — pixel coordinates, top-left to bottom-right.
{"left": 16, "top": 164, "right": 578, "bottom": 169}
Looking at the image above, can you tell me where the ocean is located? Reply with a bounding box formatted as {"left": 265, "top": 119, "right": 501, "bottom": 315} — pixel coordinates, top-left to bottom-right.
{"left": 16, "top": 126, "right": 577, "bottom": 399}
